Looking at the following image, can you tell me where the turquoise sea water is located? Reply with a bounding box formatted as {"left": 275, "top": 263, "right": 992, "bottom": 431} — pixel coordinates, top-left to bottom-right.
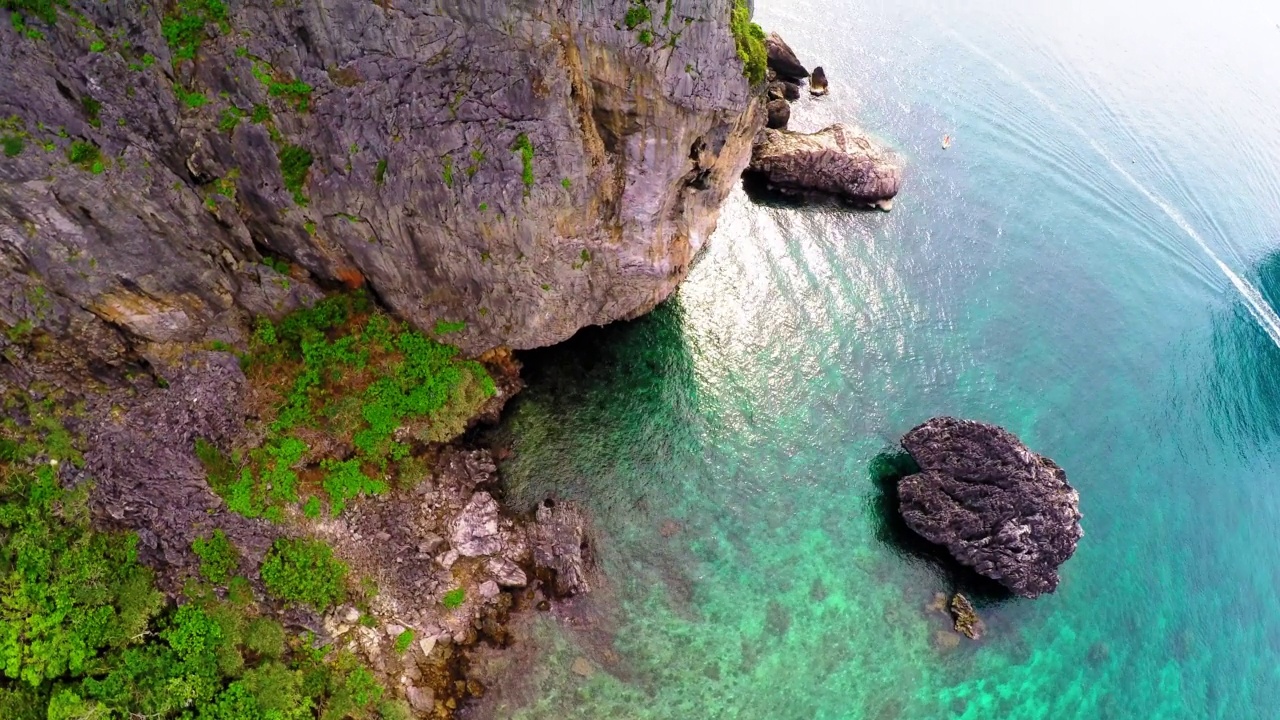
{"left": 470, "top": 2, "right": 1280, "bottom": 718}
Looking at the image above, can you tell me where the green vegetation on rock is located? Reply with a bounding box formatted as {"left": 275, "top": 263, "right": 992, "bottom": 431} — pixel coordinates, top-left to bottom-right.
{"left": 66, "top": 140, "right": 103, "bottom": 174}
{"left": 161, "top": 0, "right": 228, "bottom": 62}
{"left": 392, "top": 629, "right": 414, "bottom": 655}
{"left": 197, "top": 291, "right": 495, "bottom": 521}
{"left": 260, "top": 537, "right": 347, "bottom": 611}
{"left": 624, "top": 3, "right": 651, "bottom": 29}
{"left": 80, "top": 96, "right": 101, "bottom": 127}
{"left": 175, "top": 86, "right": 208, "bottom": 110}
{"left": 278, "top": 145, "right": 312, "bottom": 205}
{"left": 441, "top": 588, "right": 465, "bottom": 609}
{"left": 252, "top": 61, "right": 313, "bottom": 112}
{"left": 512, "top": 133, "right": 534, "bottom": 194}
{"left": 730, "top": 0, "right": 767, "bottom": 85}
{"left": 192, "top": 529, "right": 239, "bottom": 586}
{"left": 0, "top": 399, "right": 397, "bottom": 720}
{"left": 218, "top": 106, "right": 245, "bottom": 133}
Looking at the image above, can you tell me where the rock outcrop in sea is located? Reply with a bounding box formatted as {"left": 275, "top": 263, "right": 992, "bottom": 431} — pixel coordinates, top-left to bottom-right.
{"left": 747, "top": 124, "right": 902, "bottom": 208}
{"left": 745, "top": 33, "right": 902, "bottom": 209}
{"left": 765, "top": 31, "right": 810, "bottom": 81}
{"left": 898, "top": 417, "right": 1084, "bottom": 598}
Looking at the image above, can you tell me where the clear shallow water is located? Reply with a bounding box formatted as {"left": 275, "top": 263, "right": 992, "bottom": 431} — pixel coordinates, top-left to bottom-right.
{"left": 472, "top": 2, "right": 1280, "bottom": 717}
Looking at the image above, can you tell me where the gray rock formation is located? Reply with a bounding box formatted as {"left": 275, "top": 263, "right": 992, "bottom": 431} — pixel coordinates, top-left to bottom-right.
{"left": 451, "top": 492, "right": 504, "bottom": 557}
{"left": 769, "top": 80, "right": 801, "bottom": 101}
{"left": 765, "top": 31, "right": 809, "bottom": 80}
{"left": 747, "top": 124, "right": 901, "bottom": 209}
{"left": 532, "top": 499, "right": 591, "bottom": 596}
{"left": 950, "top": 593, "right": 984, "bottom": 640}
{"left": 0, "top": 0, "right": 763, "bottom": 375}
{"left": 810, "top": 66, "right": 829, "bottom": 96}
{"left": 765, "top": 99, "right": 790, "bottom": 130}
{"left": 898, "top": 417, "right": 1084, "bottom": 599}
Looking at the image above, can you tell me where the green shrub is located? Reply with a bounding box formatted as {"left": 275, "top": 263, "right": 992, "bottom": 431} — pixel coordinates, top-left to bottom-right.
{"left": 320, "top": 458, "right": 385, "bottom": 517}
{"left": 244, "top": 617, "right": 287, "bottom": 659}
{"left": 251, "top": 104, "right": 271, "bottom": 123}
{"left": 2, "top": 0, "right": 62, "bottom": 25}
{"left": 2, "top": 135, "right": 24, "bottom": 157}
{"left": 80, "top": 96, "right": 101, "bottom": 127}
{"left": 162, "top": 0, "right": 228, "bottom": 61}
{"left": 260, "top": 538, "right": 348, "bottom": 610}
{"left": 624, "top": 3, "right": 650, "bottom": 29}
{"left": 0, "top": 465, "right": 165, "bottom": 687}
{"left": 278, "top": 145, "right": 313, "bottom": 205}
{"left": 393, "top": 629, "right": 414, "bottom": 655}
{"left": 511, "top": 133, "right": 534, "bottom": 193}
{"left": 218, "top": 106, "right": 245, "bottom": 133}
{"left": 730, "top": 0, "right": 767, "bottom": 85}
{"left": 252, "top": 61, "right": 313, "bottom": 111}
{"left": 0, "top": 395, "right": 394, "bottom": 720}
{"left": 66, "top": 140, "right": 100, "bottom": 170}
{"left": 441, "top": 588, "right": 465, "bottom": 609}
{"left": 192, "top": 529, "right": 239, "bottom": 585}
{"left": 374, "top": 158, "right": 387, "bottom": 185}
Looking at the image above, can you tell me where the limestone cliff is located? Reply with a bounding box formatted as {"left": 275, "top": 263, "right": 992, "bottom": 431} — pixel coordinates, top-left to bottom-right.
{"left": 0, "top": 0, "right": 762, "bottom": 375}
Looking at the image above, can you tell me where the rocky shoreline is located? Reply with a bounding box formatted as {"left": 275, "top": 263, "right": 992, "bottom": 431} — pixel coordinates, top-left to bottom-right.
{"left": 28, "top": 340, "right": 593, "bottom": 719}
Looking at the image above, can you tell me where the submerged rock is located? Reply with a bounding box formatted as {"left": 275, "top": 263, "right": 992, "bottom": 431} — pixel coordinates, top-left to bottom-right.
{"left": 531, "top": 499, "right": 591, "bottom": 597}
{"left": 747, "top": 124, "right": 901, "bottom": 209}
{"left": 898, "top": 417, "right": 1083, "bottom": 598}
{"left": 810, "top": 66, "right": 830, "bottom": 96}
{"left": 950, "top": 594, "right": 984, "bottom": 640}
{"left": 766, "top": 99, "right": 791, "bottom": 130}
{"left": 766, "top": 31, "right": 810, "bottom": 80}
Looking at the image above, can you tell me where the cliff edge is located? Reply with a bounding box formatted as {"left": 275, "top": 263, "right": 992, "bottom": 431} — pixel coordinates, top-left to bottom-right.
{"left": 0, "top": 0, "right": 763, "bottom": 375}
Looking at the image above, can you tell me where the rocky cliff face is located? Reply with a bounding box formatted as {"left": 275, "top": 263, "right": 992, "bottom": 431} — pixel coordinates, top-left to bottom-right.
{"left": 0, "top": 0, "right": 762, "bottom": 376}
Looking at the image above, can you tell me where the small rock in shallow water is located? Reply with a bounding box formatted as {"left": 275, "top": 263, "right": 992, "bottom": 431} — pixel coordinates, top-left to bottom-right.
{"left": 810, "top": 66, "right": 829, "bottom": 96}
{"left": 925, "top": 591, "right": 948, "bottom": 615}
{"left": 932, "top": 629, "right": 962, "bottom": 651}
{"left": 950, "top": 593, "right": 984, "bottom": 640}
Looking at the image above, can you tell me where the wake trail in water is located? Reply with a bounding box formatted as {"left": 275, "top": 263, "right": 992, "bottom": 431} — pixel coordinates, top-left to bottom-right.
{"left": 945, "top": 29, "right": 1280, "bottom": 350}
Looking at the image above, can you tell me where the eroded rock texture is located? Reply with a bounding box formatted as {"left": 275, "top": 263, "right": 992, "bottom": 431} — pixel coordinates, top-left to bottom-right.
{"left": 0, "top": 0, "right": 762, "bottom": 376}
{"left": 747, "top": 124, "right": 901, "bottom": 208}
{"left": 898, "top": 417, "right": 1083, "bottom": 598}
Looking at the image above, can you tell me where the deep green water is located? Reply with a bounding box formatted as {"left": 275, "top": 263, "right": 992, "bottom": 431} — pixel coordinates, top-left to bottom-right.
{"left": 470, "top": 2, "right": 1280, "bottom": 718}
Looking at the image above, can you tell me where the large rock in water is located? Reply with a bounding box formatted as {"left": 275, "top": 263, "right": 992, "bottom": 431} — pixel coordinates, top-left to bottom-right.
{"left": 898, "top": 417, "right": 1083, "bottom": 598}
{"left": 765, "top": 32, "right": 810, "bottom": 80}
{"left": 747, "top": 125, "right": 901, "bottom": 209}
{"left": 0, "top": 0, "right": 763, "bottom": 379}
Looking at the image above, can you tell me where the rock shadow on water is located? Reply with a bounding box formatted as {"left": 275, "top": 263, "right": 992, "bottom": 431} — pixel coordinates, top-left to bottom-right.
{"left": 741, "top": 171, "right": 892, "bottom": 212}
{"left": 866, "top": 449, "right": 1013, "bottom": 606}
